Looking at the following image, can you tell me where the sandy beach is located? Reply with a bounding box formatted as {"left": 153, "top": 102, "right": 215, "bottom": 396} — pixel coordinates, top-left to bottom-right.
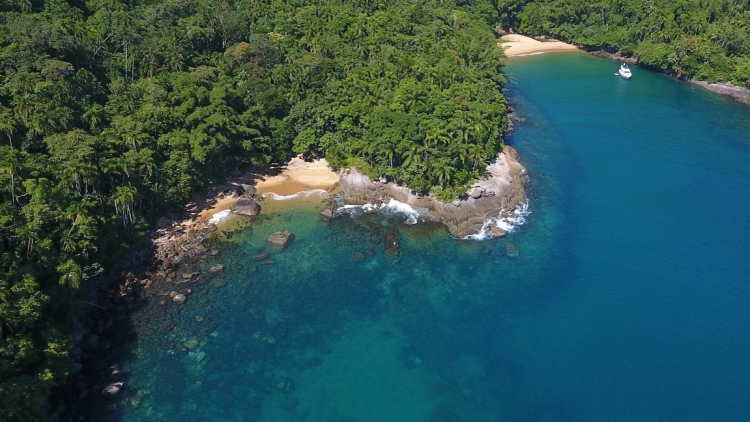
{"left": 500, "top": 34, "right": 579, "bottom": 57}
{"left": 181, "top": 157, "right": 337, "bottom": 225}
{"left": 254, "top": 156, "right": 339, "bottom": 196}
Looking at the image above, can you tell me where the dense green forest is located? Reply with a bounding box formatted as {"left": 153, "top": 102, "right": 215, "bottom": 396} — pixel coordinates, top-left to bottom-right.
{"left": 0, "top": 0, "right": 509, "bottom": 419}
{"left": 486, "top": 0, "right": 750, "bottom": 86}
{"left": 5, "top": 0, "right": 749, "bottom": 418}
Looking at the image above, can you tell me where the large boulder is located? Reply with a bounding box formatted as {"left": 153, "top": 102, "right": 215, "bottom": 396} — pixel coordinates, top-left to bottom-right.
{"left": 231, "top": 199, "right": 261, "bottom": 216}
{"left": 103, "top": 382, "right": 124, "bottom": 396}
{"left": 266, "top": 230, "right": 293, "bottom": 250}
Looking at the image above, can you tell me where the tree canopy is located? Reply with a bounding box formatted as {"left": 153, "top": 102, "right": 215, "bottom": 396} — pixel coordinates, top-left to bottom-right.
{"left": 0, "top": 0, "right": 510, "bottom": 419}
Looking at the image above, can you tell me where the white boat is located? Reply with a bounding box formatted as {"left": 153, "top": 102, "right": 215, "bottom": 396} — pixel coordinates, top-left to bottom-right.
{"left": 617, "top": 63, "right": 632, "bottom": 79}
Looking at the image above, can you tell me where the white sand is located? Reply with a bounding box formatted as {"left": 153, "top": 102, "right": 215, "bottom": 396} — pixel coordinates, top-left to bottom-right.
{"left": 500, "top": 34, "right": 579, "bottom": 57}
{"left": 255, "top": 157, "right": 338, "bottom": 196}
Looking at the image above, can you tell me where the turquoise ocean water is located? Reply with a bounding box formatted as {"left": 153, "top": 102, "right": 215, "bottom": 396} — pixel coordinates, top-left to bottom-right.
{"left": 103, "top": 53, "right": 750, "bottom": 421}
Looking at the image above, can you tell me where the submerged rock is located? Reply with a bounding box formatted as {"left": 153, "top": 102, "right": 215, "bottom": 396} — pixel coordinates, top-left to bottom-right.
{"left": 383, "top": 225, "right": 400, "bottom": 259}
{"left": 209, "top": 264, "right": 224, "bottom": 273}
{"left": 173, "top": 294, "right": 186, "bottom": 304}
{"left": 506, "top": 242, "right": 519, "bottom": 257}
{"left": 252, "top": 253, "right": 270, "bottom": 262}
{"left": 266, "top": 230, "right": 293, "bottom": 250}
{"left": 231, "top": 199, "right": 261, "bottom": 216}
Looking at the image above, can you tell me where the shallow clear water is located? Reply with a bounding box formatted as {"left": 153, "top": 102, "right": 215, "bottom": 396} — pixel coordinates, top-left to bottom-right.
{"left": 105, "top": 53, "right": 750, "bottom": 421}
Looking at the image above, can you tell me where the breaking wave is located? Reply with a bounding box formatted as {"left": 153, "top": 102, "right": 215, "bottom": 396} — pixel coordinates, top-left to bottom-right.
{"left": 262, "top": 189, "right": 328, "bottom": 201}
{"left": 335, "top": 199, "right": 422, "bottom": 225}
{"left": 208, "top": 209, "right": 232, "bottom": 225}
{"left": 463, "top": 200, "right": 531, "bottom": 240}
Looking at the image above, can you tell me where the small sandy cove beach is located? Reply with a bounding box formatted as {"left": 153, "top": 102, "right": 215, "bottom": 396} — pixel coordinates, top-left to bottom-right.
{"left": 500, "top": 34, "right": 579, "bottom": 57}
{"left": 167, "top": 157, "right": 338, "bottom": 229}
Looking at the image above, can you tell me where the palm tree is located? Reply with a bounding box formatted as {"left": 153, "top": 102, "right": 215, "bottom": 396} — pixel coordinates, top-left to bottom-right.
{"left": 113, "top": 185, "right": 138, "bottom": 230}
{"left": 57, "top": 259, "right": 83, "bottom": 291}
{"left": 0, "top": 110, "right": 16, "bottom": 147}
{"left": 430, "top": 158, "right": 456, "bottom": 186}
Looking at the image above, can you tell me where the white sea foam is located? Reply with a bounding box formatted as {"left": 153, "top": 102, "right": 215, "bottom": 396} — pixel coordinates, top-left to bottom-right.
{"left": 384, "top": 199, "right": 420, "bottom": 225}
{"left": 497, "top": 200, "right": 530, "bottom": 231}
{"left": 515, "top": 52, "right": 546, "bottom": 57}
{"left": 461, "top": 200, "right": 530, "bottom": 240}
{"left": 208, "top": 209, "right": 231, "bottom": 225}
{"left": 335, "top": 199, "right": 422, "bottom": 224}
{"left": 263, "top": 189, "right": 327, "bottom": 201}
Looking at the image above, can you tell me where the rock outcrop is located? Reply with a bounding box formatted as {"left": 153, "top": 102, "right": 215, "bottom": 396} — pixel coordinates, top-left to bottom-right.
{"left": 266, "top": 230, "right": 293, "bottom": 250}
{"left": 339, "top": 146, "right": 528, "bottom": 238}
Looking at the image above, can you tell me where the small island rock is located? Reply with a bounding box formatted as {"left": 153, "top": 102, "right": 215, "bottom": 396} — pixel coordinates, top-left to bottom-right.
{"left": 231, "top": 199, "right": 261, "bottom": 216}
{"left": 267, "top": 230, "right": 293, "bottom": 250}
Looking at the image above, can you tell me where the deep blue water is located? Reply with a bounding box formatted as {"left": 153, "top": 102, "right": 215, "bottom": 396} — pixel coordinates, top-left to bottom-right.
{"left": 105, "top": 53, "right": 750, "bottom": 421}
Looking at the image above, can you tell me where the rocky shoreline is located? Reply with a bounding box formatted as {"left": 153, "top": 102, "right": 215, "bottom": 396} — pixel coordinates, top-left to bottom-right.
{"left": 52, "top": 148, "right": 528, "bottom": 418}
{"left": 688, "top": 80, "right": 750, "bottom": 106}
{"left": 339, "top": 146, "right": 529, "bottom": 238}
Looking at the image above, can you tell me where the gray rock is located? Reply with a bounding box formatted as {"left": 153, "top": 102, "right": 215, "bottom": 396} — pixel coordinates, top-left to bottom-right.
{"left": 231, "top": 199, "right": 261, "bottom": 216}
{"left": 103, "top": 382, "right": 124, "bottom": 396}
{"left": 240, "top": 184, "right": 257, "bottom": 197}
{"left": 320, "top": 208, "right": 333, "bottom": 219}
{"left": 267, "top": 230, "right": 293, "bottom": 250}
{"left": 209, "top": 264, "right": 224, "bottom": 273}
{"left": 489, "top": 227, "right": 507, "bottom": 238}
{"left": 173, "top": 294, "right": 187, "bottom": 304}
{"left": 469, "top": 188, "right": 483, "bottom": 199}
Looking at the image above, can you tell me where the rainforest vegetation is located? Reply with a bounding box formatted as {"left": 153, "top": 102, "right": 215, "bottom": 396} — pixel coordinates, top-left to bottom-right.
{"left": 486, "top": 0, "right": 750, "bottom": 85}
{"left": 4, "top": 0, "right": 750, "bottom": 419}
{"left": 0, "top": 0, "right": 509, "bottom": 419}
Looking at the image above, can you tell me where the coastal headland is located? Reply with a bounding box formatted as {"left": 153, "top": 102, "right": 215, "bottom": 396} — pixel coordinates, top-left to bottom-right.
{"left": 182, "top": 147, "right": 528, "bottom": 240}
